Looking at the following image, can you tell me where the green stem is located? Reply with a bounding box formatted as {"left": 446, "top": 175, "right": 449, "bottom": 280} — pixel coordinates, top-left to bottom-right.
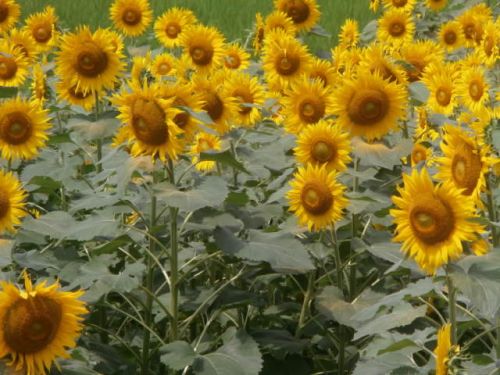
{"left": 94, "top": 91, "right": 103, "bottom": 173}
{"left": 446, "top": 266, "right": 457, "bottom": 346}
{"left": 295, "top": 272, "right": 315, "bottom": 338}
{"left": 230, "top": 140, "right": 238, "bottom": 186}
{"left": 485, "top": 174, "right": 499, "bottom": 247}
{"left": 497, "top": 316, "right": 500, "bottom": 360}
{"left": 167, "top": 159, "right": 179, "bottom": 342}
{"left": 350, "top": 158, "right": 359, "bottom": 301}
{"left": 331, "top": 226, "right": 345, "bottom": 375}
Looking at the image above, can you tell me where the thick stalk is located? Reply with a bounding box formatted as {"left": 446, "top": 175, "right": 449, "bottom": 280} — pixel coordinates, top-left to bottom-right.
{"left": 94, "top": 91, "right": 103, "bottom": 173}
{"left": 331, "top": 226, "right": 345, "bottom": 375}
{"left": 485, "top": 175, "right": 499, "bottom": 247}
{"left": 350, "top": 158, "right": 359, "bottom": 301}
{"left": 295, "top": 272, "right": 315, "bottom": 338}
{"left": 167, "top": 159, "right": 179, "bottom": 342}
{"left": 446, "top": 266, "right": 457, "bottom": 345}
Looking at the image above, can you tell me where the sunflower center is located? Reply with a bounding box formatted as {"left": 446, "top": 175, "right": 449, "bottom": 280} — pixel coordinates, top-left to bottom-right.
{"left": 312, "top": 141, "right": 335, "bottom": 163}
{"left": 468, "top": 81, "right": 483, "bottom": 101}
{"left": 451, "top": 143, "right": 482, "bottom": 195}
{"left": 131, "top": 98, "right": 168, "bottom": 145}
{"left": 464, "top": 24, "right": 475, "bottom": 39}
{"left": 436, "top": 87, "right": 451, "bottom": 106}
{"left": 122, "top": 8, "right": 141, "bottom": 26}
{"left": 393, "top": 0, "right": 408, "bottom": 6}
{"left": 0, "top": 188, "right": 10, "bottom": 219}
{"left": 189, "top": 45, "right": 213, "bottom": 66}
{"left": 275, "top": 54, "right": 300, "bottom": 76}
{"left": 444, "top": 30, "right": 457, "bottom": 45}
{"left": 301, "top": 183, "right": 333, "bottom": 215}
{"left": 33, "top": 25, "right": 52, "bottom": 43}
{"left": 173, "top": 98, "right": 190, "bottom": 129}
{"left": 299, "top": 99, "right": 325, "bottom": 123}
{"left": 68, "top": 84, "right": 91, "bottom": 100}
{"left": 204, "top": 92, "right": 224, "bottom": 121}
{"left": 348, "top": 88, "right": 389, "bottom": 126}
{"left": 411, "top": 145, "right": 427, "bottom": 164}
{"left": 0, "top": 111, "right": 33, "bottom": 145}
{"left": 75, "top": 41, "right": 108, "bottom": 78}
{"left": 389, "top": 22, "right": 405, "bottom": 37}
{"left": 0, "top": 4, "right": 8, "bottom": 23}
{"left": 284, "top": 0, "right": 310, "bottom": 24}
{"left": 166, "top": 23, "right": 181, "bottom": 38}
{"left": 409, "top": 196, "right": 455, "bottom": 245}
{"left": 157, "top": 62, "right": 172, "bottom": 75}
{"left": 0, "top": 57, "right": 17, "bottom": 80}
{"left": 4, "top": 295, "right": 62, "bottom": 354}
{"left": 224, "top": 54, "right": 241, "bottom": 69}
{"left": 233, "top": 89, "right": 254, "bottom": 115}
{"left": 484, "top": 36, "right": 493, "bottom": 56}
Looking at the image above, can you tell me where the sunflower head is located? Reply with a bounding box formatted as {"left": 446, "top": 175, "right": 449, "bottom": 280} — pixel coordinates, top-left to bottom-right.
{"left": 421, "top": 61, "right": 458, "bottom": 116}
{"left": 457, "top": 66, "right": 489, "bottom": 114}
{"left": 0, "top": 0, "right": 21, "bottom": 35}
{"left": 397, "top": 40, "right": 443, "bottom": 82}
{"left": 264, "top": 10, "right": 297, "bottom": 35}
{"left": 150, "top": 53, "right": 177, "bottom": 79}
{"left": 438, "top": 21, "right": 465, "bottom": 52}
{"left": 274, "top": 0, "right": 320, "bottom": 32}
{"left": 0, "top": 169, "right": 26, "bottom": 233}
{"left": 109, "top": 0, "right": 152, "bottom": 36}
{"left": 410, "top": 142, "right": 431, "bottom": 166}
{"left": 154, "top": 7, "right": 197, "bottom": 48}
{"left": 359, "top": 44, "right": 407, "bottom": 85}
{"left": 426, "top": 0, "right": 447, "bottom": 11}
{"left": 56, "top": 80, "right": 96, "bottom": 112}
{"left": 190, "top": 132, "right": 222, "bottom": 172}
{"left": 476, "top": 21, "right": 499, "bottom": 67}
{"left": 338, "top": 19, "right": 359, "bottom": 49}
{"left": 0, "top": 40, "right": 29, "bottom": 87}
{"left": 24, "top": 6, "right": 58, "bottom": 52}
{"left": 180, "top": 25, "right": 226, "bottom": 74}
{"left": 8, "top": 28, "right": 40, "bottom": 62}
{"left": 377, "top": 8, "right": 415, "bottom": 49}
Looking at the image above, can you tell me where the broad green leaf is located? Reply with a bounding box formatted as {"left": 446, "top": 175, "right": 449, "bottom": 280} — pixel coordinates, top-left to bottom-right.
{"left": 409, "top": 81, "right": 429, "bottom": 103}
{"left": 377, "top": 339, "right": 417, "bottom": 356}
{"left": 160, "top": 341, "right": 196, "bottom": 371}
{"left": 0, "top": 239, "right": 13, "bottom": 268}
{"left": 0, "top": 87, "right": 18, "bottom": 98}
{"left": 352, "top": 137, "right": 413, "bottom": 170}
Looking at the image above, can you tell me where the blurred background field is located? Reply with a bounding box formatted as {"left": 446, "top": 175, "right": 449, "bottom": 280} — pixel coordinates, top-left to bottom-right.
{"left": 18, "top": 0, "right": 375, "bottom": 50}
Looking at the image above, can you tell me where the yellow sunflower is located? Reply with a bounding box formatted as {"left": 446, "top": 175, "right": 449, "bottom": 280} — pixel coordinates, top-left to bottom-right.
{"left": 435, "top": 125, "right": 492, "bottom": 208}
{"left": 0, "top": 170, "right": 26, "bottom": 233}
{"left": 377, "top": 8, "right": 415, "bottom": 49}
{"left": 287, "top": 164, "right": 348, "bottom": 231}
{"left": 150, "top": 53, "right": 177, "bottom": 79}
{"left": 426, "top": 0, "right": 447, "bottom": 12}
{"left": 359, "top": 44, "right": 407, "bottom": 85}
{"left": 264, "top": 10, "right": 297, "bottom": 35}
{"left": 56, "top": 80, "right": 96, "bottom": 112}
{"left": 421, "top": 62, "right": 458, "bottom": 116}
{"left": 382, "top": 0, "right": 416, "bottom": 13}
{"left": 438, "top": 21, "right": 465, "bottom": 52}
{"left": 31, "top": 64, "right": 46, "bottom": 104}
{"left": 262, "top": 29, "right": 312, "bottom": 91}
{"left": 223, "top": 43, "right": 250, "bottom": 71}
{"left": 0, "top": 98, "right": 50, "bottom": 161}
{"left": 109, "top": 0, "right": 152, "bottom": 37}
{"left": 308, "top": 57, "right": 337, "bottom": 89}
{"left": 457, "top": 66, "right": 489, "bottom": 114}
{"left": 332, "top": 71, "right": 407, "bottom": 140}
{"left": 370, "top": 0, "right": 381, "bottom": 12}
{"left": 0, "top": 40, "right": 29, "bottom": 87}
{"left": 475, "top": 21, "right": 498, "bottom": 68}
{"left": 130, "top": 53, "right": 151, "bottom": 86}
{"left": 56, "top": 26, "right": 125, "bottom": 94}
{"left": 24, "top": 6, "right": 58, "bottom": 52}
{"left": 338, "top": 19, "right": 359, "bottom": 49}
{"left": 112, "top": 81, "right": 183, "bottom": 161}
{"left": 180, "top": 25, "right": 226, "bottom": 74}
{"left": 222, "top": 71, "right": 265, "bottom": 128}
{"left": 102, "top": 28, "right": 125, "bottom": 55}
{"left": 294, "top": 120, "right": 351, "bottom": 172}
{"left": 434, "top": 324, "right": 451, "bottom": 375}
{"left": 457, "top": 4, "right": 491, "bottom": 47}
{"left": 154, "top": 7, "right": 197, "bottom": 49}
{"left": 252, "top": 13, "right": 265, "bottom": 53}
{"left": 0, "top": 0, "right": 20, "bottom": 35}
{"left": 282, "top": 76, "right": 334, "bottom": 134}
{"left": 410, "top": 142, "right": 431, "bottom": 166}
{"left": 274, "top": 0, "right": 320, "bottom": 32}
{"left": 8, "top": 28, "right": 40, "bottom": 62}
{"left": 414, "top": 107, "right": 439, "bottom": 142}
{"left": 397, "top": 40, "right": 443, "bottom": 82}
{"left": 390, "top": 168, "right": 484, "bottom": 274}
{"left": 0, "top": 273, "right": 87, "bottom": 375}
{"left": 190, "top": 132, "right": 222, "bottom": 172}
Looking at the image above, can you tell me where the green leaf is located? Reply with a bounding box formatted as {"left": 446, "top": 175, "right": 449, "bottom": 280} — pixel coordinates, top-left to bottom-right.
{"left": 199, "top": 150, "right": 249, "bottom": 174}
{"left": 0, "top": 87, "right": 18, "bottom": 98}
{"left": 0, "top": 239, "right": 13, "bottom": 268}
{"left": 352, "top": 137, "right": 413, "bottom": 170}
{"left": 160, "top": 341, "right": 196, "bottom": 371}
{"left": 408, "top": 81, "right": 429, "bottom": 103}
{"left": 377, "top": 339, "right": 417, "bottom": 356}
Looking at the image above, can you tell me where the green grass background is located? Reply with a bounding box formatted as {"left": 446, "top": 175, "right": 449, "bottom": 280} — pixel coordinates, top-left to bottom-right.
{"left": 18, "top": 0, "right": 375, "bottom": 52}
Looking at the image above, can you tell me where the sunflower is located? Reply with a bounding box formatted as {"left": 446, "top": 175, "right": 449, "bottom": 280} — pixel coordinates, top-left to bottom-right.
{"left": 377, "top": 8, "right": 414, "bottom": 49}
{"left": 223, "top": 43, "right": 250, "bottom": 71}
{"left": 434, "top": 324, "right": 452, "bottom": 375}
{"left": 338, "top": 19, "right": 359, "bottom": 49}
{"left": 150, "top": 53, "right": 177, "bottom": 79}
{"left": 130, "top": 53, "right": 151, "bottom": 86}
{"left": 0, "top": 273, "right": 87, "bottom": 375}
{"left": 0, "top": 98, "right": 50, "bottom": 161}
{"left": 410, "top": 142, "right": 431, "bottom": 166}
{"left": 113, "top": 81, "right": 184, "bottom": 161}
{"left": 331, "top": 45, "right": 363, "bottom": 79}
{"left": 359, "top": 44, "right": 407, "bottom": 85}
{"left": 109, "top": 0, "right": 152, "bottom": 37}
{"left": 282, "top": 76, "right": 334, "bottom": 134}
{"left": 180, "top": 25, "right": 226, "bottom": 74}
{"left": 0, "top": 170, "right": 26, "bottom": 233}
{"left": 414, "top": 107, "right": 439, "bottom": 142}
{"left": 0, "top": 0, "right": 19, "bottom": 35}
{"left": 332, "top": 71, "right": 407, "bottom": 140}
{"left": 24, "top": 6, "right": 58, "bottom": 52}
{"left": 308, "top": 57, "right": 337, "bottom": 88}
{"left": 370, "top": 0, "right": 381, "bottom": 12}
{"left": 457, "top": 4, "right": 491, "bottom": 47}
{"left": 438, "top": 21, "right": 465, "bottom": 52}
{"left": 56, "top": 26, "right": 125, "bottom": 94}
{"left": 475, "top": 21, "right": 498, "bottom": 68}
{"left": 294, "top": 120, "right": 351, "bottom": 172}
{"left": 287, "top": 164, "right": 348, "bottom": 231}
{"left": 154, "top": 7, "right": 197, "bottom": 49}
{"left": 31, "top": 65, "right": 46, "bottom": 104}
{"left": 190, "top": 132, "right": 222, "bottom": 172}
{"left": 252, "top": 13, "right": 265, "bottom": 53}
{"left": 56, "top": 80, "right": 96, "bottom": 112}
{"left": 421, "top": 62, "right": 458, "bottom": 116}
{"left": 0, "top": 40, "right": 29, "bottom": 87}
{"left": 102, "top": 28, "right": 124, "bottom": 55}
{"left": 391, "top": 168, "right": 484, "bottom": 274}
{"left": 264, "top": 10, "right": 297, "bottom": 35}
{"left": 436, "top": 125, "right": 492, "bottom": 208}
{"left": 221, "top": 71, "right": 265, "bottom": 128}
{"left": 8, "top": 29, "right": 40, "bottom": 62}
{"left": 426, "top": 0, "right": 447, "bottom": 12}
{"left": 397, "top": 40, "right": 443, "bottom": 82}
{"left": 457, "top": 66, "right": 489, "bottom": 114}
{"left": 262, "top": 29, "right": 312, "bottom": 91}
{"left": 274, "top": 0, "right": 320, "bottom": 32}
{"left": 382, "top": 0, "right": 416, "bottom": 13}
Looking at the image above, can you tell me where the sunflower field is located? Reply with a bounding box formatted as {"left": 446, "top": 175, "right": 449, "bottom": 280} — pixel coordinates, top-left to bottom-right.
{"left": 0, "top": 0, "right": 499, "bottom": 374}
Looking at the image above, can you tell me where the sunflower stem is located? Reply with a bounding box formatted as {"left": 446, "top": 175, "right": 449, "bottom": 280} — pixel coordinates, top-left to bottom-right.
{"left": 485, "top": 174, "right": 499, "bottom": 247}
{"left": 295, "top": 271, "right": 315, "bottom": 338}
{"left": 446, "top": 266, "right": 457, "bottom": 346}
{"left": 331, "top": 226, "right": 346, "bottom": 374}
{"left": 230, "top": 140, "right": 238, "bottom": 186}
{"left": 349, "top": 157, "right": 359, "bottom": 301}
{"left": 94, "top": 91, "right": 103, "bottom": 173}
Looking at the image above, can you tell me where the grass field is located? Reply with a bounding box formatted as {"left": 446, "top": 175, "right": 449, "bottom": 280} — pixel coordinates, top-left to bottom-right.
{"left": 18, "top": 0, "right": 375, "bottom": 51}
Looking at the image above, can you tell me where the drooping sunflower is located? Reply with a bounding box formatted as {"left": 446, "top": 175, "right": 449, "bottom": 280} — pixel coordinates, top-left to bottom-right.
{"left": 414, "top": 106, "right": 439, "bottom": 142}
{"left": 377, "top": 8, "right": 415, "bottom": 49}
{"left": 24, "top": 6, "right": 58, "bottom": 52}
{"left": 435, "top": 125, "right": 492, "bottom": 208}
{"left": 287, "top": 164, "right": 348, "bottom": 231}
{"left": 0, "top": 0, "right": 20, "bottom": 35}
{"left": 426, "top": 0, "right": 447, "bottom": 12}
{"left": 457, "top": 66, "right": 489, "bottom": 114}
{"left": 397, "top": 40, "right": 443, "bottom": 82}
{"left": 112, "top": 81, "right": 184, "bottom": 161}
{"left": 274, "top": 0, "right": 320, "bottom": 32}
{"left": 154, "top": 7, "right": 197, "bottom": 49}
{"left": 434, "top": 324, "right": 451, "bottom": 375}
{"left": 262, "top": 29, "right": 312, "bottom": 91}
{"left": 180, "top": 25, "right": 226, "bottom": 74}
{"left": 475, "top": 21, "right": 498, "bottom": 68}
{"left": 0, "top": 273, "right": 87, "bottom": 375}
{"left": 8, "top": 28, "right": 40, "bottom": 62}
{"left": 190, "top": 132, "right": 222, "bottom": 172}
{"left": 332, "top": 71, "right": 407, "bottom": 140}
{"left": 109, "top": 0, "right": 152, "bottom": 37}
{"left": 0, "top": 40, "right": 29, "bottom": 87}
{"left": 56, "top": 80, "right": 96, "bottom": 112}
{"left": 252, "top": 12, "right": 265, "bottom": 53}
{"left": 338, "top": 19, "right": 359, "bottom": 49}
{"left": 282, "top": 76, "right": 334, "bottom": 134}
{"left": 31, "top": 64, "right": 47, "bottom": 104}
{"left": 359, "top": 44, "right": 407, "bottom": 85}
{"left": 0, "top": 98, "right": 50, "bottom": 161}
{"left": 438, "top": 21, "right": 465, "bottom": 52}
{"left": 294, "top": 120, "right": 351, "bottom": 172}
{"left": 421, "top": 62, "right": 458, "bottom": 116}
{"left": 223, "top": 43, "right": 250, "bottom": 71}
{"left": 56, "top": 26, "right": 125, "bottom": 94}
{"left": 150, "top": 53, "right": 177, "bottom": 79}
{"left": 0, "top": 170, "right": 26, "bottom": 233}
{"left": 382, "top": 0, "right": 416, "bottom": 13}
{"left": 264, "top": 10, "right": 297, "bottom": 35}
{"left": 221, "top": 71, "right": 265, "bottom": 128}
{"left": 390, "top": 168, "right": 484, "bottom": 274}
